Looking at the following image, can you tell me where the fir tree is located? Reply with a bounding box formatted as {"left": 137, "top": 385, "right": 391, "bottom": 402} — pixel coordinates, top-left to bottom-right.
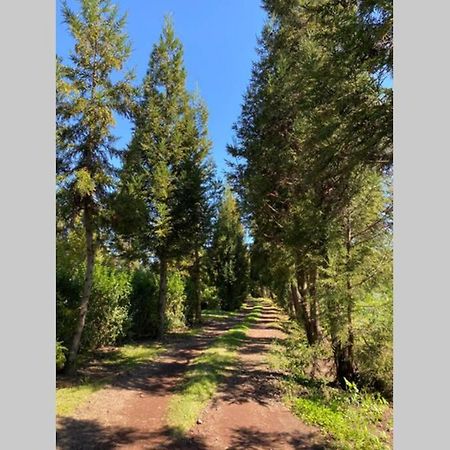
{"left": 210, "top": 187, "right": 249, "bottom": 311}
{"left": 322, "top": 170, "right": 392, "bottom": 387}
{"left": 56, "top": 0, "right": 133, "bottom": 370}
{"left": 119, "top": 17, "right": 214, "bottom": 334}
{"left": 173, "top": 96, "right": 215, "bottom": 324}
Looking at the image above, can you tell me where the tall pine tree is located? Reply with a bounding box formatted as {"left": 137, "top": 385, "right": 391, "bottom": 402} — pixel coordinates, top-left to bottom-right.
{"left": 210, "top": 187, "right": 249, "bottom": 311}
{"left": 119, "top": 17, "right": 214, "bottom": 334}
{"left": 173, "top": 95, "right": 215, "bottom": 324}
{"left": 56, "top": 0, "right": 133, "bottom": 370}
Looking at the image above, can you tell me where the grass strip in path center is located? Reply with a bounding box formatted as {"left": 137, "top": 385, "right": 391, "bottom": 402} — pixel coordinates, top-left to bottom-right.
{"left": 166, "top": 300, "right": 263, "bottom": 435}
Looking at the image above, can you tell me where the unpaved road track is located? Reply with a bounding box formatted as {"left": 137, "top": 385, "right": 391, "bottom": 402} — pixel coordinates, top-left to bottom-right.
{"left": 189, "top": 301, "right": 324, "bottom": 450}
{"left": 56, "top": 301, "right": 325, "bottom": 449}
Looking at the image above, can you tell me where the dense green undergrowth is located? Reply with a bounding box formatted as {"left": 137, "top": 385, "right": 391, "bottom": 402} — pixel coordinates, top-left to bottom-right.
{"left": 267, "top": 320, "right": 393, "bottom": 450}
{"left": 166, "top": 300, "right": 263, "bottom": 435}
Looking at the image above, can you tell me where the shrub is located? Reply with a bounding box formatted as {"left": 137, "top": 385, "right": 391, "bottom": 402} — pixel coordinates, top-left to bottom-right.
{"left": 202, "top": 285, "right": 220, "bottom": 309}
{"left": 128, "top": 268, "right": 159, "bottom": 338}
{"left": 166, "top": 270, "right": 187, "bottom": 330}
{"left": 80, "top": 263, "right": 132, "bottom": 351}
{"left": 354, "top": 292, "right": 393, "bottom": 399}
{"left": 56, "top": 233, "right": 133, "bottom": 353}
{"left": 56, "top": 341, "right": 68, "bottom": 372}
{"left": 272, "top": 320, "right": 332, "bottom": 381}
{"left": 56, "top": 233, "right": 85, "bottom": 348}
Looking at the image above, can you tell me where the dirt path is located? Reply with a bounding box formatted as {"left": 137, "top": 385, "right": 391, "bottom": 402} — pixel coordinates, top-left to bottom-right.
{"left": 56, "top": 312, "right": 244, "bottom": 450}
{"left": 189, "top": 301, "right": 325, "bottom": 450}
{"left": 57, "top": 301, "right": 325, "bottom": 449}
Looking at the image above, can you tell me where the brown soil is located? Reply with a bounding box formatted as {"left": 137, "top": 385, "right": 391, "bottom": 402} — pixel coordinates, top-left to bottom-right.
{"left": 56, "top": 302, "right": 326, "bottom": 449}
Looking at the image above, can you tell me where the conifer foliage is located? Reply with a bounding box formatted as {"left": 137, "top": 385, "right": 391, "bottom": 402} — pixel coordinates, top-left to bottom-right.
{"left": 56, "top": 0, "right": 134, "bottom": 370}
{"left": 117, "top": 17, "right": 215, "bottom": 335}
{"left": 210, "top": 187, "right": 249, "bottom": 311}
{"left": 229, "top": 0, "right": 393, "bottom": 390}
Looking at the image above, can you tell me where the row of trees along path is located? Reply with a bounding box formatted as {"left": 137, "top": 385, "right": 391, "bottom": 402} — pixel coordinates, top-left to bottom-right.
{"left": 57, "top": 1, "right": 392, "bottom": 449}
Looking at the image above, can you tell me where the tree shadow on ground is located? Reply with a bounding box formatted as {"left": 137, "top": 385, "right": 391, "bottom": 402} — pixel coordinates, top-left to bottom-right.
{"left": 56, "top": 417, "right": 209, "bottom": 450}
{"left": 228, "top": 426, "right": 326, "bottom": 450}
{"left": 59, "top": 310, "right": 245, "bottom": 397}
{"left": 208, "top": 362, "right": 284, "bottom": 408}
{"left": 57, "top": 307, "right": 247, "bottom": 390}
{"left": 56, "top": 311, "right": 249, "bottom": 449}
{"left": 106, "top": 312, "right": 245, "bottom": 396}
{"left": 205, "top": 331, "right": 286, "bottom": 407}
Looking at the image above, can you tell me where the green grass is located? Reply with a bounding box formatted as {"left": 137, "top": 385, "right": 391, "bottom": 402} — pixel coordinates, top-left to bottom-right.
{"left": 56, "top": 342, "right": 164, "bottom": 416}
{"left": 202, "top": 309, "right": 239, "bottom": 321}
{"left": 289, "top": 389, "right": 391, "bottom": 450}
{"left": 166, "top": 301, "right": 263, "bottom": 435}
{"left": 56, "top": 380, "right": 107, "bottom": 417}
{"left": 99, "top": 343, "right": 164, "bottom": 368}
{"left": 267, "top": 325, "right": 392, "bottom": 450}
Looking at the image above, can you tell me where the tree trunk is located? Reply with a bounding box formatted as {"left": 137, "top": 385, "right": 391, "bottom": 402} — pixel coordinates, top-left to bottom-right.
{"left": 288, "top": 291, "right": 296, "bottom": 318}
{"left": 308, "top": 266, "right": 321, "bottom": 343}
{"left": 193, "top": 248, "right": 202, "bottom": 324}
{"left": 333, "top": 339, "right": 357, "bottom": 388}
{"left": 290, "top": 279, "right": 318, "bottom": 346}
{"left": 158, "top": 253, "right": 168, "bottom": 338}
{"left": 66, "top": 202, "right": 95, "bottom": 372}
{"left": 333, "top": 213, "right": 356, "bottom": 388}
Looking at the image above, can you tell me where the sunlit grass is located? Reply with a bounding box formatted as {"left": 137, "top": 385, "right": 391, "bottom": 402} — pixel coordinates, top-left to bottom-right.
{"left": 267, "top": 324, "right": 392, "bottom": 450}
{"left": 289, "top": 391, "right": 391, "bottom": 450}
{"left": 100, "top": 343, "right": 164, "bottom": 368}
{"left": 56, "top": 381, "right": 107, "bottom": 417}
{"left": 202, "top": 309, "right": 239, "bottom": 321}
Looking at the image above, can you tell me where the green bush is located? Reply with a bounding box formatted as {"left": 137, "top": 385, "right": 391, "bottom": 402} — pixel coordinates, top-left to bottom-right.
{"left": 202, "top": 285, "right": 220, "bottom": 309}
{"left": 271, "top": 321, "right": 332, "bottom": 381}
{"left": 56, "top": 341, "right": 68, "bottom": 372}
{"left": 354, "top": 292, "right": 393, "bottom": 399}
{"left": 56, "top": 233, "right": 86, "bottom": 348}
{"left": 166, "top": 270, "right": 187, "bottom": 330}
{"left": 128, "top": 268, "right": 159, "bottom": 338}
{"left": 81, "top": 264, "right": 132, "bottom": 351}
{"left": 57, "top": 233, "right": 133, "bottom": 353}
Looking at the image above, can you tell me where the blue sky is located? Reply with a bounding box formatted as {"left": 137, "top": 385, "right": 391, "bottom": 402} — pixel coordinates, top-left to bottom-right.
{"left": 56, "top": 0, "right": 268, "bottom": 179}
{"left": 57, "top": 1, "right": 392, "bottom": 178}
